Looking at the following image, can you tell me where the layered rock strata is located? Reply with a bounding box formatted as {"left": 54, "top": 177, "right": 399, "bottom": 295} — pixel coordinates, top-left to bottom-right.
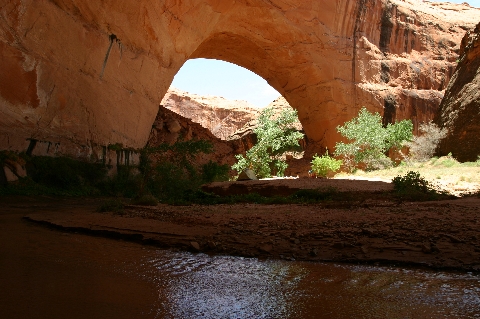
{"left": 161, "top": 87, "right": 259, "bottom": 140}
{"left": 437, "top": 22, "right": 480, "bottom": 162}
{"left": 147, "top": 105, "right": 253, "bottom": 172}
{"left": 1, "top": 0, "right": 479, "bottom": 157}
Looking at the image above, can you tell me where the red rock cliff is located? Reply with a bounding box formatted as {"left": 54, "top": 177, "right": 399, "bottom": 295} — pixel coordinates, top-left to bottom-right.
{"left": 148, "top": 105, "right": 254, "bottom": 172}
{"left": 161, "top": 87, "right": 259, "bottom": 140}
{"left": 0, "top": 0, "right": 479, "bottom": 158}
{"left": 437, "top": 22, "right": 480, "bottom": 162}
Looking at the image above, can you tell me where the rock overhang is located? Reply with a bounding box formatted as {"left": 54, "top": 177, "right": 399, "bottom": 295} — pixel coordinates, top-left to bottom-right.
{"left": 0, "top": 0, "right": 479, "bottom": 157}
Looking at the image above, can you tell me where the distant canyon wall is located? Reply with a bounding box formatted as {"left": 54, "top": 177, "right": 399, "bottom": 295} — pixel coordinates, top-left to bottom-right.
{"left": 0, "top": 0, "right": 479, "bottom": 159}
{"left": 161, "top": 87, "right": 259, "bottom": 140}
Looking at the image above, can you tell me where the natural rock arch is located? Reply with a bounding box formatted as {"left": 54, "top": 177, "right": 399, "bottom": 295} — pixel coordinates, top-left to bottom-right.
{"left": 0, "top": 0, "right": 478, "bottom": 158}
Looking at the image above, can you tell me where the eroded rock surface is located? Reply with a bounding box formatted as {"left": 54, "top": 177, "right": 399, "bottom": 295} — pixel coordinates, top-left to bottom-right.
{"left": 437, "top": 22, "right": 480, "bottom": 162}
{"left": 147, "top": 105, "right": 253, "bottom": 172}
{"left": 1, "top": 0, "right": 479, "bottom": 157}
{"left": 161, "top": 87, "right": 259, "bottom": 140}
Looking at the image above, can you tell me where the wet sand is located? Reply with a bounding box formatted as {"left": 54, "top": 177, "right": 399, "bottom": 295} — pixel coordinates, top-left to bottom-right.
{"left": 11, "top": 178, "right": 480, "bottom": 272}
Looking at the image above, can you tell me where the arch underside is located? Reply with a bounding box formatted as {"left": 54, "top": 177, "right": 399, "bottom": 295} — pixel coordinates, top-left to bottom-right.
{"left": 0, "top": 0, "right": 474, "bottom": 155}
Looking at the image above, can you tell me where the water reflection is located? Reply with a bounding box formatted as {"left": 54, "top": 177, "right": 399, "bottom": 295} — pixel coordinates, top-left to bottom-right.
{"left": 1, "top": 209, "right": 479, "bottom": 319}
{"left": 142, "top": 251, "right": 480, "bottom": 319}
{"left": 150, "top": 253, "right": 305, "bottom": 318}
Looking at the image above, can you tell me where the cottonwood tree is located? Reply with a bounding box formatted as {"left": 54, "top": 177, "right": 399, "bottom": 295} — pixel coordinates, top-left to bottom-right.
{"left": 232, "top": 107, "right": 304, "bottom": 178}
{"left": 334, "top": 107, "right": 413, "bottom": 171}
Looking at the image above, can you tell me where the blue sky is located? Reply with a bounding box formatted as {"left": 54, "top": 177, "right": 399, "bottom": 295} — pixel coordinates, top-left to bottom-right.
{"left": 172, "top": 59, "right": 280, "bottom": 108}
{"left": 172, "top": 0, "right": 479, "bottom": 108}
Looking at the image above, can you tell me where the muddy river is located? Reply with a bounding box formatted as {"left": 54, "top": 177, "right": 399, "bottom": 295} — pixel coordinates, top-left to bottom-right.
{"left": 1, "top": 209, "right": 479, "bottom": 319}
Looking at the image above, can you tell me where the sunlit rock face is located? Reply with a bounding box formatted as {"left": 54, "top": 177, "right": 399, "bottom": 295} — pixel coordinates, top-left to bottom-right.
{"left": 161, "top": 87, "right": 259, "bottom": 140}
{"left": 437, "top": 22, "right": 480, "bottom": 162}
{"left": 147, "top": 105, "right": 253, "bottom": 172}
{"left": 0, "top": 0, "right": 479, "bottom": 157}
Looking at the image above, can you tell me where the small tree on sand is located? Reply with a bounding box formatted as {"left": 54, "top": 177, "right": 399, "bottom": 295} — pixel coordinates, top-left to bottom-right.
{"left": 334, "top": 107, "right": 413, "bottom": 171}
{"left": 232, "top": 107, "right": 304, "bottom": 178}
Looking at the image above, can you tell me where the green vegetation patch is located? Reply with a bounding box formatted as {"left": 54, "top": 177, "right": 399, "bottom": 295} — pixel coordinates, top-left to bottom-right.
{"left": 334, "top": 107, "right": 413, "bottom": 171}
{"left": 232, "top": 106, "right": 304, "bottom": 178}
{"left": 392, "top": 171, "right": 450, "bottom": 201}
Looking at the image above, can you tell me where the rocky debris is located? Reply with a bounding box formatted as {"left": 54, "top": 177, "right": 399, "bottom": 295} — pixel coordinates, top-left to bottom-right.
{"left": 237, "top": 169, "right": 258, "bottom": 181}
{"left": 1, "top": 0, "right": 479, "bottom": 158}
{"left": 2, "top": 158, "right": 27, "bottom": 183}
{"left": 162, "top": 87, "right": 259, "bottom": 140}
{"left": 437, "top": 22, "right": 480, "bottom": 162}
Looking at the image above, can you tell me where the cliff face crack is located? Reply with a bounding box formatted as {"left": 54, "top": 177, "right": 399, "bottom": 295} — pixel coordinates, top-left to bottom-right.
{"left": 100, "top": 34, "right": 118, "bottom": 79}
{"left": 352, "top": 0, "right": 369, "bottom": 105}
{"left": 379, "top": 1, "right": 395, "bottom": 54}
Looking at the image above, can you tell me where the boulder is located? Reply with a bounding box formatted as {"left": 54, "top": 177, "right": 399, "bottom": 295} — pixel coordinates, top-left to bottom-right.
{"left": 237, "top": 168, "right": 258, "bottom": 182}
{"left": 237, "top": 169, "right": 258, "bottom": 181}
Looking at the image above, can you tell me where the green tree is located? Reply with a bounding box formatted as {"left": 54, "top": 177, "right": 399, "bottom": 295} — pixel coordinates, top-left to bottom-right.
{"left": 232, "top": 107, "right": 304, "bottom": 178}
{"left": 334, "top": 107, "right": 413, "bottom": 171}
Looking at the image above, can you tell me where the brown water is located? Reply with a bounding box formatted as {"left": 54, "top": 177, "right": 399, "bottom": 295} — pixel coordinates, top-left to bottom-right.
{"left": 1, "top": 210, "right": 479, "bottom": 319}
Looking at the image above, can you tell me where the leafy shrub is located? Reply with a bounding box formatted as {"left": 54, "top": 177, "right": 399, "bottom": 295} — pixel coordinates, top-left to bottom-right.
{"left": 1, "top": 139, "right": 227, "bottom": 202}
{"left": 405, "top": 122, "right": 447, "bottom": 162}
{"left": 139, "top": 139, "right": 217, "bottom": 202}
{"left": 392, "top": 171, "right": 431, "bottom": 193}
{"left": 149, "top": 160, "right": 197, "bottom": 201}
{"left": 232, "top": 107, "right": 304, "bottom": 178}
{"left": 0, "top": 155, "right": 108, "bottom": 196}
{"left": 392, "top": 171, "right": 448, "bottom": 200}
{"left": 334, "top": 107, "right": 413, "bottom": 171}
{"left": 96, "top": 165, "right": 141, "bottom": 198}
{"left": 310, "top": 151, "right": 342, "bottom": 177}
{"left": 201, "top": 161, "right": 230, "bottom": 183}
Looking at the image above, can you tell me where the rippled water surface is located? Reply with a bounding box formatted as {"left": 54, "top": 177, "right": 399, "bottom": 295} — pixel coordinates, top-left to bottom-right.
{"left": 1, "top": 210, "right": 479, "bottom": 319}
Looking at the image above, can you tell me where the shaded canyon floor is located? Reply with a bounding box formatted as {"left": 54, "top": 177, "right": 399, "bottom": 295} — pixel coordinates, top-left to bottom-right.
{"left": 5, "top": 178, "right": 480, "bottom": 272}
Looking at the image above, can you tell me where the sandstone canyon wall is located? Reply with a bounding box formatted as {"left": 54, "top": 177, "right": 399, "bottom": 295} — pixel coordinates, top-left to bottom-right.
{"left": 1, "top": 0, "right": 479, "bottom": 159}
{"left": 161, "top": 87, "right": 259, "bottom": 140}
{"left": 437, "top": 22, "right": 480, "bottom": 162}
{"left": 148, "top": 105, "right": 254, "bottom": 171}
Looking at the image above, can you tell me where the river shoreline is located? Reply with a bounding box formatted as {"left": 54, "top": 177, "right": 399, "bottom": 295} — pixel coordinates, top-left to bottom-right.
{"left": 6, "top": 187, "right": 479, "bottom": 272}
